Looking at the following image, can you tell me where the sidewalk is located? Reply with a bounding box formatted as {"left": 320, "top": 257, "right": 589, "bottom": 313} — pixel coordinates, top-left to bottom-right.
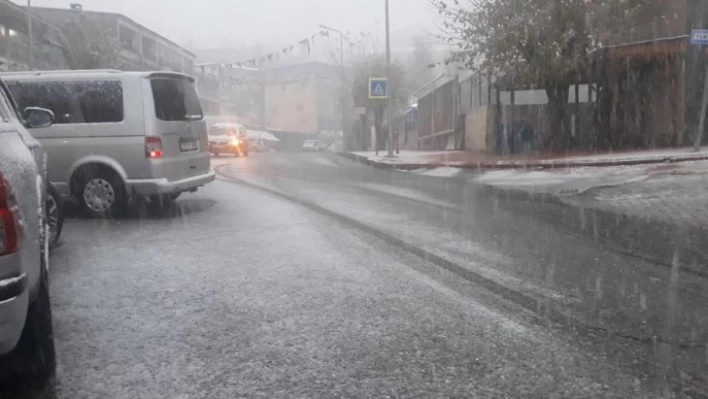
{"left": 343, "top": 148, "right": 708, "bottom": 272}
{"left": 347, "top": 147, "right": 708, "bottom": 170}
{"left": 477, "top": 160, "right": 708, "bottom": 274}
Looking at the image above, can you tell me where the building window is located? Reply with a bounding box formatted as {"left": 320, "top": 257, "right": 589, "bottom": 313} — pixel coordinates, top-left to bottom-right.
{"left": 119, "top": 26, "right": 137, "bottom": 52}
{"left": 143, "top": 37, "right": 157, "bottom": 62}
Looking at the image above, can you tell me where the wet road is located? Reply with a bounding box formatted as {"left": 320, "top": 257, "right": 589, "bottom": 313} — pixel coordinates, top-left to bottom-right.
{"left": 8, "top": 152, "right": 704, "bottom": 398}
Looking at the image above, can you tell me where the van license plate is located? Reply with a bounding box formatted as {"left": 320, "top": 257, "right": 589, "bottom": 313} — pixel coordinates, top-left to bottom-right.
{"left": 180, "top": 138, "right": 199, "bottom": 152}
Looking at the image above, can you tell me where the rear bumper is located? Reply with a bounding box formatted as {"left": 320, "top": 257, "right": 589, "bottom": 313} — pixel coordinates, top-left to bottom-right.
{"left": 126, "top": 170, "right": 216, "bottom": 196}
{"left": 209, "top": 142, "right": 247, "bottom": 153}
{"left": 0, "top": 273, "right": 29, "bottom": 355}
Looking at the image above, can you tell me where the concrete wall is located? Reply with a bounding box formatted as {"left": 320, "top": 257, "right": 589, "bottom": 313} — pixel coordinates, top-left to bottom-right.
{"left": 464, "top": 106, "right": 492, "bottom": 152}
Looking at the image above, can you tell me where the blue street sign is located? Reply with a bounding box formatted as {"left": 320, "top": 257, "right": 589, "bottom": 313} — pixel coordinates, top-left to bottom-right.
{"left": 691, "top": 29, "right": 708, "bottom": 45}
{"left": 369, "top": 78, "right": 388, "bottom": 99}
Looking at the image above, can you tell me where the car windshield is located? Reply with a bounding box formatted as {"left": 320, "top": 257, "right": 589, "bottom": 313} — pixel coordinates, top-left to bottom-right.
{"left": 3, "top": 2, "right": 706, "bottom": 398}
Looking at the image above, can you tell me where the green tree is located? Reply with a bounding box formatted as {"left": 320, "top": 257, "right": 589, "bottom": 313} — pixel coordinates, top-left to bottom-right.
{"left": 60, "top": 15, "right": 120, "bottom": 69}
{"left": 433, "top": 0, "right": 650, "bottom": 150}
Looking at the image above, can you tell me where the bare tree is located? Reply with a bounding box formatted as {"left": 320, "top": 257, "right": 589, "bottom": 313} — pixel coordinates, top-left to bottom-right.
{"left": 409, "top": 36, "right": 434, "bottom": 89}
{"left": 60, "top": 15, "right": 120, "bottom": 70}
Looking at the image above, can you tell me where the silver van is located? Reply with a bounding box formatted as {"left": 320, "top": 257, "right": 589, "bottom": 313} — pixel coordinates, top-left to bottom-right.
{"left": 2, "top": 70, "right": 215, "bottom": 218}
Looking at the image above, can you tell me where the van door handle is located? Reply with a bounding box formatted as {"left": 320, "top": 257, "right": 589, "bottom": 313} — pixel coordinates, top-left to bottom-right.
{"left": 163, "top": 132, "right": 178, "bottom": 136}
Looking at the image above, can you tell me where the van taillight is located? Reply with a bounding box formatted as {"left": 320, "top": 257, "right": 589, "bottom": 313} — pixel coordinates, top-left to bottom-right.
{"left": 145, "top": 137, "right": 163, "bottom": 159}
{"left": 0, "top": 174, "right": 21, "bottom": 256}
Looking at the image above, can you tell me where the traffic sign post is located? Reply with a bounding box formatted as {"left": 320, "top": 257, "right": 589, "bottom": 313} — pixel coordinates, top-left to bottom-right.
{"left": 369, "top": 78, "right": 388, "bottom": 99}
{"left": 693, "top": 30, "right": 708, "bottom": 151}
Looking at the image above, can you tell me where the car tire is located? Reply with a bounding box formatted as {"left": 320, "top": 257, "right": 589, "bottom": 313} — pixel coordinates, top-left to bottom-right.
{"left": 0, "top": 250, "right": 55, "bottom": 385}
{"left": 46, "top": 184, "right": 63, "bottom": 250}
{"left": 76, "top": 169, "right": 126, "bottom": 219}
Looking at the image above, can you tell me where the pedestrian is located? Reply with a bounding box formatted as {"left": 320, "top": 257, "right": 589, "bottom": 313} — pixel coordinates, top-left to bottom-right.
{"left": 376, "top": 124, "right": 388, "bottom": 156}
{"left": 393, "top": 126, "right": 401, "bottom": 155}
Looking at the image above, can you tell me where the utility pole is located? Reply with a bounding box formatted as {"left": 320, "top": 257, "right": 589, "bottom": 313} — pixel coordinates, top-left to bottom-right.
{"left": 385, "top": 0, "right": 393, "bottom": 157}
{"left": 320, "top": 24, "right": 347, "bottom": 151}
{"left": 27, "top": 0, "right": 34, "bottom": 70}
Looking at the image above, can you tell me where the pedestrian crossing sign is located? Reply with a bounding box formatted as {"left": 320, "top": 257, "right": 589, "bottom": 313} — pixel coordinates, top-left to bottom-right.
{"left": 369, "top": 78, "right": 388, "bottom": 99}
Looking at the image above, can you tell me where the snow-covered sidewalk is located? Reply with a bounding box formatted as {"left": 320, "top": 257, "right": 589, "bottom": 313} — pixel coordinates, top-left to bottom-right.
{"left": 476, "top": 160, "right": 708, "bottom": 227}
{"left": 475, "top": 159, "right": 708, "bottom": 275}
{"left": 350, "top": 146, "right": 708, "bottom": 170}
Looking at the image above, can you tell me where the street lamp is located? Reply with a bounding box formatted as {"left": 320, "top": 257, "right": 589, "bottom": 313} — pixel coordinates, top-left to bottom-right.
{"left": 384, "top": 0, "right": 393, "bottom": 157}
{"left": 27, "top": 0, "right": 34, "bottom": 70}
{"left": 319, "top": 24, "right": 347, "bottom": 151}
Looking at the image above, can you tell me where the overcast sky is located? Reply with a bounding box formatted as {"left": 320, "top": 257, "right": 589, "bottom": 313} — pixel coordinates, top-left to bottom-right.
{"left": 19, "top": 0, "right": 443, "bottom": 51}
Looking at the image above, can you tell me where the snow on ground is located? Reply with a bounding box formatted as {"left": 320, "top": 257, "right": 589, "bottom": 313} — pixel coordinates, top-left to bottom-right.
{"left": 353, "top": 151, "right": 452, "bottom": 163}
{"left": 475, "top": 166, "right": 651, "bottom": 194}
{"left": 410, "top": 167, "right": 464, "bottom": 178}
{"left": 547, "top": 146, "right": 708, "bottom": 164}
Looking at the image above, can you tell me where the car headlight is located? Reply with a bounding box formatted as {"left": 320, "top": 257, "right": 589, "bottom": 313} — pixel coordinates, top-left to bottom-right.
{"left": 231, "top": 139, "right": 241, "bottom": 146}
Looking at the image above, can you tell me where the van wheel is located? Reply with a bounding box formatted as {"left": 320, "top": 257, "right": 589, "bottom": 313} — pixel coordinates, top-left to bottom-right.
{"left": 76, "top": 169, "right": 126, "bottom": 218}
{"left": 0, "top": 251, "right": 55, "bottom": 385}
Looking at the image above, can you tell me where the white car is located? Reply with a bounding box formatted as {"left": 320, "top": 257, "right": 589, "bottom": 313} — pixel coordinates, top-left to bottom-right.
{"left": 302, "top": 140, "right": 319, "bottom": 152}
{"left": 0, "top": 78, "right": 56, "bottom": 381}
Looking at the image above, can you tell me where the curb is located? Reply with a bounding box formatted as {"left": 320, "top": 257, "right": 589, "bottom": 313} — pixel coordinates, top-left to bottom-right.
{"left": 339, "top": 151, "right": 708, "bottom": 171}
{"left": 487, "top": 185, "right": 708, "bottom": 278}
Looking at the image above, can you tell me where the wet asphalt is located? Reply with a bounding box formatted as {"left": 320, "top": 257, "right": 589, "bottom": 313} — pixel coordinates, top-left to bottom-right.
{"left": 4, "top": 152, "right": 703, "bottom": 398}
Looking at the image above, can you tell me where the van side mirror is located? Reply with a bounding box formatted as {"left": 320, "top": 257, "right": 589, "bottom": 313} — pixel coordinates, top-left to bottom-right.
{"left": 24, "top": 107, "right": 54, "bottom": 129}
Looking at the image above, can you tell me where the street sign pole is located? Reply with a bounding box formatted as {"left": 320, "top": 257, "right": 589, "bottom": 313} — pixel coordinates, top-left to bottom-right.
{"left": 691, "top": 30, "right": 708, "bottom": 151}
{"left": 28, "top": 0, "right": 34, "bottom": 70}
{"left": 694, "top": 64, "right": 708, "bottom": 152}
{"left": 385, "top": 0, "right": 394, "bottom": 157}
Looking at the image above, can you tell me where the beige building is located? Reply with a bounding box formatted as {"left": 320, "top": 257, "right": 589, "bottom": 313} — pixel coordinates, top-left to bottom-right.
{"left": 263, "top": 62, "right": 341, "bottom": 136}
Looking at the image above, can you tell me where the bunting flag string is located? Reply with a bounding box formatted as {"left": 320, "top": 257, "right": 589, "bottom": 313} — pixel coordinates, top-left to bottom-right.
{"left": 196, "top": 29, "right": 338, "bottom": 74}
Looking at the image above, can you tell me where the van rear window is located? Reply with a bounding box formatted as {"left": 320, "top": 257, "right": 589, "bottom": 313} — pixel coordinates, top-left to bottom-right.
{"left": 6, "top": 80, "right": 124, "bottom": 124}
{"left": 150, "top": 78, "right": 203, "bottom": 121}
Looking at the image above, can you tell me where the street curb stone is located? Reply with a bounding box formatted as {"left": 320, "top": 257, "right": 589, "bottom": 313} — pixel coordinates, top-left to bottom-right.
{"left": 339, "top": 150, "right": 708, "bottom": 171}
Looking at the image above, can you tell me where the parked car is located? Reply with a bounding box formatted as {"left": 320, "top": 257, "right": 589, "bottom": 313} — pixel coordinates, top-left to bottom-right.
{"left": 208, "top": 123, "right": 249, "bottom": 156}
{"left": 2, "top": 70, "right": 216, "bottom": 218}
{"left": 0, "top": 78, "right": 56, "bottom": 380}
{"left": 246, "top": 129, "right": 280, "bottom": 153}
{"left": 302, "top": 140, "right": 319, "bottom": 152}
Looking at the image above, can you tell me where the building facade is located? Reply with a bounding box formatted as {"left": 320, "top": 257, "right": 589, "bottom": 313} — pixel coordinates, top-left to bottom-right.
{"left": 29, "top": 4, "right": 195, "bottom": 73}
{"left": 0, "top": 0, "right": 66, "bottom": 71}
